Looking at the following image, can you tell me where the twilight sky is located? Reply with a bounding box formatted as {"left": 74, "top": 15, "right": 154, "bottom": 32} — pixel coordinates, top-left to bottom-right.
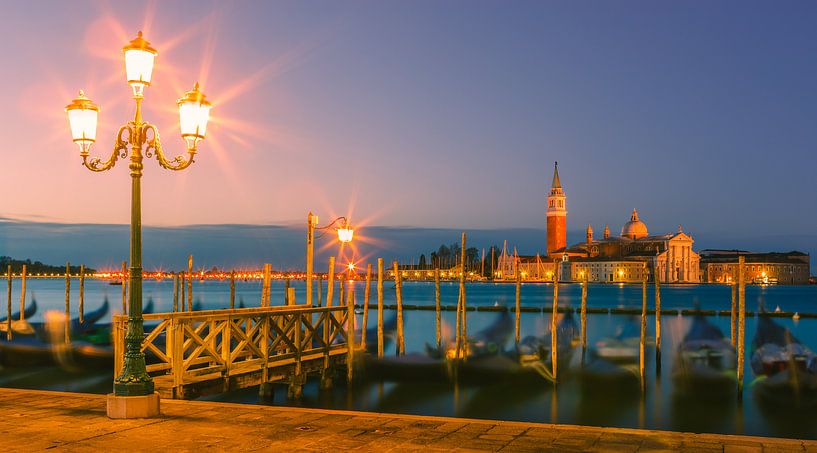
{"left": 1, "top": 1, "right": 816, "bottom": 240}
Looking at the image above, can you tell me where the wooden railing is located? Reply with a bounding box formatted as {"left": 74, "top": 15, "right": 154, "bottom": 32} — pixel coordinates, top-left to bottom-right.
{"left": 112, "top": 305, "right": 350, "bottom": 398}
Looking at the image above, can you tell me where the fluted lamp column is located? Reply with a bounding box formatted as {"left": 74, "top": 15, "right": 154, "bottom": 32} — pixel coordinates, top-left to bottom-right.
{"left": 65, "top": 31, "right": 212, "bottom": 419}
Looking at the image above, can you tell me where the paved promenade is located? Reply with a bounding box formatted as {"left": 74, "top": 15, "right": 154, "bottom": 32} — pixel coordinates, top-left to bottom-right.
{"left": 0, "top": 388, "right": 814, "bottom": 452}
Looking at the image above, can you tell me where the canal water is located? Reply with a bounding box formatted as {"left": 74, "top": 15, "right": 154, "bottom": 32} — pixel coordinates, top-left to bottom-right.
{"left": 2, "top": 278, "right": 817, "bottom": 439}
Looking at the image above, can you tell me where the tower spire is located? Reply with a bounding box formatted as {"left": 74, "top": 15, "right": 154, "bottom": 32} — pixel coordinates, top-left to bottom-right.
{"left": 551, "top": 161, "right": 561, "bottom": 189}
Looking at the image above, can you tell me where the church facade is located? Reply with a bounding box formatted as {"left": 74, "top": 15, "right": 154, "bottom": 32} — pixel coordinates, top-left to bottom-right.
{"left": 496, "top": 163, "right": 701, "bottom": 283}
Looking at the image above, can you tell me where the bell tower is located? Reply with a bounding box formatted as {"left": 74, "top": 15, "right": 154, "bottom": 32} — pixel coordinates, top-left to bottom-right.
{"left": 547, "top": 162, "right": 567, "bottom": 256}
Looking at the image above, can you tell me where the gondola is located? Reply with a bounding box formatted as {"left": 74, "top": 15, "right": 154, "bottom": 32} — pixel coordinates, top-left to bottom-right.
{"left": 751, "top": 313, "right": 817, "bottom": 407}
{"left": 0, "top": 299, "right": 110, "bottom": 367}
{"left": 0, "top": 299, "right": 38, "bottom": 323}
{"left": 672, "top": 313, "right": 736, "bottom": 397}
{"left": 579, "top": 316, "right": 642, "bottom": 394}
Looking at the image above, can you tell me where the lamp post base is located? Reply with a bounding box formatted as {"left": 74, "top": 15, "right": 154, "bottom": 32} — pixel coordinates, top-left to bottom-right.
{"left": 106, "top": 392, "right": 160, "bottom": 419}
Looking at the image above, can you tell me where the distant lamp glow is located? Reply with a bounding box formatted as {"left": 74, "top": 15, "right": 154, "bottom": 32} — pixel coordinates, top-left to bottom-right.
{"left": 65, "top": 90, "right": 99, "bottom": 154}
{"left": 337, "top": 226, "right": 354, "bottom": 243}
{"left": 178, "top": 83, "right": 212, "bottom": 150}
{"left": 123, "top": 31, "right": 157, "bottom": 97}
{"left": 347, "top": 262, "right": 355, "bottom": 271}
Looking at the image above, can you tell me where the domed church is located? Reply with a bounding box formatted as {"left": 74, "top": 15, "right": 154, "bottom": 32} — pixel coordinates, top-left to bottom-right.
{"left": 497, "top": 163, "right": 701, "bottom": 283}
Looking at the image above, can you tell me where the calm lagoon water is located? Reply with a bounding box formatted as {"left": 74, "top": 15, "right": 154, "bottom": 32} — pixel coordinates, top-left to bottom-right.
{"left": 3, "top": 279, "right": 817, "bottom": 439}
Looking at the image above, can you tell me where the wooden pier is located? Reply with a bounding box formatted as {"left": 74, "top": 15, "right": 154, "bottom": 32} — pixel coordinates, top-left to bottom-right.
{"left": 113, "top": 305, "right": 355, "bottom": 399}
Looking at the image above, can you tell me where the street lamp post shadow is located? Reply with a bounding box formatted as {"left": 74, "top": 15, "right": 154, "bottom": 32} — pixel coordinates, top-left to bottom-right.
{"left": 65, "top": 31, "right": 213, "bottom": 419}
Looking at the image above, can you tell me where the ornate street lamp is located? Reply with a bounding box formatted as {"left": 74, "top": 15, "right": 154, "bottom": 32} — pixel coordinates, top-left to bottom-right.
{"left": 305, "top": 214, "right": 354, "bottom": 305}
{"left": 65, "top": 32, "right": 212, "bottom": 416}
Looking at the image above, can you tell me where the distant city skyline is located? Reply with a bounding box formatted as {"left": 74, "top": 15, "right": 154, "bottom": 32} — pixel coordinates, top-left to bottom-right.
{"left": 1, "top": 1, "right": 816, "bottom": 238}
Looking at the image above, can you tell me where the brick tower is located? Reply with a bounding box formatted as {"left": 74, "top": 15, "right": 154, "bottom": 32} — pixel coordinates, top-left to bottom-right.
{"left": 546, "top": 162, "right": 566, "bottom": 257}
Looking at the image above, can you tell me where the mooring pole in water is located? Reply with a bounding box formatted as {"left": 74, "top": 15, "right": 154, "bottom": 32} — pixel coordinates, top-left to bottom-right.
{"left": 285, "top": 278, "right": 291, "bottom": 305}
{"left": 581, "top": 272, "right": 588, "bottom": 351}
{"left": 459, "top": 232, "right": 467, "bottom": 359}
{"left": 172, "top": 273, "right": 179, "bottom": 312}
{"left": 226, "top": 271, "right": 235, "bottom": 309}
{"left": 79, "top": 265, "right": 85, "bottom": 324}
{"left": 737, "top": 255, "right": 746, "bottom": 398}
{"left": 655, "top": 264, "right": 662, "bottom": 370}
{"left": 515, "top": 269, "right": 521, "bottom": 344}
{"left": 326, "top": 257, "right": 335, "bottom": 307}
{"left": 435, "top": 268, "right": 441, "bottom": 350}
{"left": 347, "top": 288, "right": 355, "bottom": 383}
{"left": 19, "top": 264, "right": 26, "bottom": 322}
{"left": 6, "top": 264, "right": 12, "bottom": 341}
{"left": 287, "top": 287, "right": 296, "bottom": 306}
{"left": 121, "top": 260, "right": 127, "bottom": 314}
{"left": 551, "top": 264, "right": 560, "bottom": 381}
{"left": 640, "top": 265, "right": 647, "bottom": 391}
{"left": 377, "top": 258, "right": 384, "bottom": 357}
{"left": 730, "top": 281, "right": 737, "bottom": 348}
{"left": 187, "top": 255, "right": 194, "bottom": 311}
{"left": 65, "top": 262, "right": 71, "bottom": 343}
{"left": 361, "top": 263, "right": 372, "bottom": 350}
{"left": 262, "top": 263, "right": 272, "bottom": 307}
{"left": 393, "top": 260, "right": 405, "bottom": 356}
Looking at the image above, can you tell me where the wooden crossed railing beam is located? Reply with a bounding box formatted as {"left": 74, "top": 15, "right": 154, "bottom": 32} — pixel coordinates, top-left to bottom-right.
{"left": 112, "top": 305, "right": 351, "bottom": 397}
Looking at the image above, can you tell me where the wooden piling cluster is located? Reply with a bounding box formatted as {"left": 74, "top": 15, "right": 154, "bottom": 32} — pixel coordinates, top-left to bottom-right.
{"left": 19, "top": 265, "right": 26, "bottom": 322}
{"left": 187, "top": 255, "right": 194, "bottom": 311}
{"left": 79, "top": 265, "right": 85, "bottom": 323}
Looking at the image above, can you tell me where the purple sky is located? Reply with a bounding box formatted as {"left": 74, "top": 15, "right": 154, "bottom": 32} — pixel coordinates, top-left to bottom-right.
{"left": 1, "top": 1, "right": 815, "bottom": 241}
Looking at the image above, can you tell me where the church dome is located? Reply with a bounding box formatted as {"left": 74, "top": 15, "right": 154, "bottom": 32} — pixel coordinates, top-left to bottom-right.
{"left": 621, "top": 208, "right": 648, "bottom": 239}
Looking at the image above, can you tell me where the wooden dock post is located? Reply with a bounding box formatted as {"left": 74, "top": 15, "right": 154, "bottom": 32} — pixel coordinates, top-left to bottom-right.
{"left": 179, "top": 272, "right": 185, "bottom": 312}
{"left": 551, "top": 265, "right": 559, "bottom": 380}
{"left": 730, "top": 281, "right": 737, "bottom": 347}
{"left": 326, "top": 257, "right": 335, "bottom": 307}
{"left": 230, "top": 271, "right": 236, "bottom": 309}
{"left": 737, "top": 255, "right": 746, "bottom": 398}
{"left": 361, "top": 263, "right": 372, "bottom": 350}
{"left": 65, "top": 262, "right": 71, "bottom": 343}
{"left": 19, "top": 264, "right": 26, "bottom": 322}
{"left": 172, "top": 273, "right": 179, "bottom": 312}
{"left": 393, "top": 260, "right": 405, "bottom": 356}
{"left": 287, "top": 287, "right": 296, "bottom": 306}
{"left": 6, "top": 264, "right": 12, "bottom": 341}
{"left": 306, "top": 212, "right": 315, "bottom": 306}
{"left": 640, "top": 265, "right": 647, "bottom": 391}
{"left": 121, "top": 260, "right": 127, "bottom": 314}
{"left": 79, "top": 265, "right": 85, "bottom": 323}
{"left": 515, "top": 269, "right": 521, "bottom": 344}
{"left": 655, "top": 265, "right": 662, "bottom": 369}
{"left": 581, "top": 272, "right": 588, "bottom": 351}
{"left": 317, "top": 274, "right": 323, "bottom": 308}
{"left": 435, "top": 268, "right": 441, "bottom": 351}
{"left": 187, "top": 255, "right": 194, "bottom": 311}
{"left": 377, "top": 258, "right": 384, "bottom": 357}
{"left": 262, "top": 263, "right": 271, "bottom": 307}
{"left": 338, "top": 278, "right": 345, "bottom": 314}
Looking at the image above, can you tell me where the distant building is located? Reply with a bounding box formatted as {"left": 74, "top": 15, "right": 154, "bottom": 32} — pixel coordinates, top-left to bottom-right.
{"left": 700, "top": 250, "right": 810, "bottom": 285}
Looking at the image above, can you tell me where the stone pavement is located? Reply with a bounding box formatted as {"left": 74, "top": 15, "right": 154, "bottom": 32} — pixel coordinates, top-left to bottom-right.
{"left": 0, "top": 388, "right": 814, "bottom": 452}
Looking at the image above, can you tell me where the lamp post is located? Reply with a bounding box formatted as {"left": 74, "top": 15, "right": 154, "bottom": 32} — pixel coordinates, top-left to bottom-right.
{"left": 306, "top": 214, "right": 353, "bottom": 306}
{"left": 65, "top": 32, "right": 212, "bottom": 413}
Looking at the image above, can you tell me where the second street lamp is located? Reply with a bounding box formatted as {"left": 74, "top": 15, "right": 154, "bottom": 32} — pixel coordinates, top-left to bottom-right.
{"left": 306, "top": 213, "right": 354, "bottom": 306}
{"left": 65, "top": 31, "right": 212, "bottom": 417}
